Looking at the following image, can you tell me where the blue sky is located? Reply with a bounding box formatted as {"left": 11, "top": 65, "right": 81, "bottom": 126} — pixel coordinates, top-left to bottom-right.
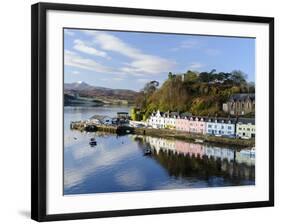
{"left": 64, "top": 29, "right": 255, "bottom": 91}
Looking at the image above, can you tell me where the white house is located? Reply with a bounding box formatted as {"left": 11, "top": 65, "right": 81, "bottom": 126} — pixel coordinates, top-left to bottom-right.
{"left": 148, "top": 110, "right": 164, "bottom": 128}
{"left": 205, "top": 118, "right": 236, "bottom": 136}
{"left": 148, "top": 110, "right": 179, "bottom": 129}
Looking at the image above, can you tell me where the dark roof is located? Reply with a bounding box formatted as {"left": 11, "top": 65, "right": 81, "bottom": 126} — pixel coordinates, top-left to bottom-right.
{"left": 117, "top": 112, "right": 128, "bottom": 114}
{"left": 163, "top": 111, "right": 179, "bottom": 117}
{"left": 237, "top": 118, "right": 255, "bottom": 125}
{"left": 180, "top": 112, "right": 192, "bottom": 117}
{"left": 206, "top": 117, "right": 237, "bottom": 124}
{"left": 229, "top": 93, "right": 255, "bottom": 102}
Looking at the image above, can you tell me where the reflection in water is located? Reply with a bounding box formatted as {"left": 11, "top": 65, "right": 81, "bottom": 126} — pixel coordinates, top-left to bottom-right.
{"left": 135, "top": 136, "right": 255, "bottom": 185}
{"left": 64, "top": 107, "right": 255, "bottom": 195}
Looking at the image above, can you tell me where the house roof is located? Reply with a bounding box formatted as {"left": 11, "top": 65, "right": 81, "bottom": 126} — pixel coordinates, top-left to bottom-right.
{"left": 237, "top": 117, "right": 255, "bottom": 125}
{"left": 180, "top": 112, "right": 192, "bottom": 117}
{"left": 229, "top": 93, "right": 255, "bottom": 102}
{"left": 163, "top": 111, "right": 180, "bottom": 117}
{"left": 206, "top": 117, "right": 237, "bottom": 124}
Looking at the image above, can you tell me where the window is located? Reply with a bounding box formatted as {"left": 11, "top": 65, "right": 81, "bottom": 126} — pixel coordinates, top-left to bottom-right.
{"left": 228, "top": 126, "right": 232, "bottom": 130}
{"left": 208, "top": 124, "right": 212, "bottom": 128}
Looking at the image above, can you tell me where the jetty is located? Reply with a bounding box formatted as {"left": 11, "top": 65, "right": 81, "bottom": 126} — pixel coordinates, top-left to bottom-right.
{"left": 70, "top": 121, "right": 135, "bottom": 135}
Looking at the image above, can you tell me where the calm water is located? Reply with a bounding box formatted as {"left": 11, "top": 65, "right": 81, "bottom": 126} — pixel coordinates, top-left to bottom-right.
{"left": 64, "top": 106, "right": 255, "bottom": 195}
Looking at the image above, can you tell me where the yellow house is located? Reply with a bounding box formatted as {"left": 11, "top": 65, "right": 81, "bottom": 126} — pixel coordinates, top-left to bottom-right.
{"left": 236, "top": 118, "right": 255, "bottom": 139}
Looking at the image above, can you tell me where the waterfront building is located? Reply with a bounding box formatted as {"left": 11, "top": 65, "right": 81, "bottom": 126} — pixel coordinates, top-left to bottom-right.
{"left": 175, "top": 115, "right": 204, "bottom": 133}
{"left": 188, "top": 116, "right": 206, "bottom": 134}
{"left": 222, "top": 93, "right": 255, "bottom": 116}
{"left": 236, "top": 118, "right": 255, "bottom": 139}
{"left": 205, "top": 117, "right": 236, "bottom": 136}
{"left": 175, "top": 116, "right": 190, "bottom": 132}
{"left": 147, "top": 110, "right": 164, "bottom": 129}
{"left": 163, "top": 112, "right": 179, "bottom": 129}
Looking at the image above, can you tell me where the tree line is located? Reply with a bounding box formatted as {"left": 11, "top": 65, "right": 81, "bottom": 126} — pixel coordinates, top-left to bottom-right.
{"left": 131, "top": 69, "right": 255, "bottom": 121}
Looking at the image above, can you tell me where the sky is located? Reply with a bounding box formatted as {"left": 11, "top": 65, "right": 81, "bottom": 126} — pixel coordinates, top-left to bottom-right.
{"left": 64, "top": 28, "right": 255, "bottom": 91}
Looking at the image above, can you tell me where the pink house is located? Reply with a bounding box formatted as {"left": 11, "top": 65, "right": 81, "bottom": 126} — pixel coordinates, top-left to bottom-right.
{"left": 175, "top": 116, "right": 190, "bottom": 132}
{"left": 176, "top": 116, "right": 206, "bottom": 134}
{"left": 188, "top": 116, "right": 206, "bottom": 134}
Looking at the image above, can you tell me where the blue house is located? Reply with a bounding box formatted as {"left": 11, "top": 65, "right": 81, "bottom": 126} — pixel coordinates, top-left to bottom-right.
{"left": 205, "top": 118, "right": 236, "bottom": 136}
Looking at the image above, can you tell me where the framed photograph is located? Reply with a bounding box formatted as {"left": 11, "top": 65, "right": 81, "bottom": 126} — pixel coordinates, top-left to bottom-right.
{"left": 31, "top": 2, "right": 274, "bottom": 222}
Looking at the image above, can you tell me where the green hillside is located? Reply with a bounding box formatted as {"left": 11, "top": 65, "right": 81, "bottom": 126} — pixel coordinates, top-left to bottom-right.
{"left": 133, "top": 70, "right": 254, "bottom": 120}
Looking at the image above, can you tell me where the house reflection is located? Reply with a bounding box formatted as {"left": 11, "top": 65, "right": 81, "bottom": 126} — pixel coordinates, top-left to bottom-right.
{"left": 135, "top": 136, "right": 255, "bottom": 184}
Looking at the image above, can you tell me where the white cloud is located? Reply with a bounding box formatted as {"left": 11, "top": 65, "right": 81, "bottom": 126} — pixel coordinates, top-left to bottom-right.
{"left": 84, "top": 31, "right": 176, "bottom": 76}
{"left": 65, "top": 50, "right": 117, "bottom": 74}
{"left": 73, "top": 39, "right": 110, "bottom": 59}
{"left": 188, "top": 62, "right": 204, "bottom": 70}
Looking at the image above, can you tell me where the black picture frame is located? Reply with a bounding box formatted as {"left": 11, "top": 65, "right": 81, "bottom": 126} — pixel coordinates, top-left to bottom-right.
{"left": 31, "top": 2, "right": 274, "bottom": 222}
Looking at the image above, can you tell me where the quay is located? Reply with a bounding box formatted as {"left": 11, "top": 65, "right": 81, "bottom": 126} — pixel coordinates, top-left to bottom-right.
{"left": 70, "top": 121, "right": 254, "bottom": 147}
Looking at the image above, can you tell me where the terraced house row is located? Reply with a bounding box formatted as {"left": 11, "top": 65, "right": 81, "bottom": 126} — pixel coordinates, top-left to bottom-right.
{"left": 147, "top": 110, "right": 255, "bottom": 139}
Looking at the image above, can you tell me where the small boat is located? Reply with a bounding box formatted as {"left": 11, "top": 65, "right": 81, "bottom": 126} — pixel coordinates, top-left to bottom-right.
{"left": 144, "top": 149, "right": 152, "bottom": 156}
{"left": 89, "top": 138, "right": 97, "bottom": 146}
{"left": 195, "top": 139, "right": 204, "bottom": 143}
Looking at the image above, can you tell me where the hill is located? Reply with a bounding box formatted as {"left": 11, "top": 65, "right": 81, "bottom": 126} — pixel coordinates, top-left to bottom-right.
{"left": 134, "top": 70, "right": 255, "bottom": 120}
{"left": 64, "top": 81, "right": 138, "bottom": 105}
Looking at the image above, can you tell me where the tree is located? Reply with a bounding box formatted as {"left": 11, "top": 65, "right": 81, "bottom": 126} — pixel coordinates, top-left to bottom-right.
{"left": 230, "top": 70, "right": 247, "bottom": 84}
{"left": 184, "top": 70, "right": 199, "bottom": 83}
{"left": 143, "top": 80, "right": 159, "bottom": 95}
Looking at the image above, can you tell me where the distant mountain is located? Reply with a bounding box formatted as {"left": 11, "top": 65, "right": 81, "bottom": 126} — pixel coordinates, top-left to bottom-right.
{"left": 64, "top": 81, "right": 138, "bottom": 105}
{"left": 64, "top": 81, "right": 95, "bottom": 91}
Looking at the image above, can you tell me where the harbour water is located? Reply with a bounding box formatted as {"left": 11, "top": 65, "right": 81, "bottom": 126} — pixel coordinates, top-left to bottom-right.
{"left": 64, "top": 106, "right": 255, "bottom": 195}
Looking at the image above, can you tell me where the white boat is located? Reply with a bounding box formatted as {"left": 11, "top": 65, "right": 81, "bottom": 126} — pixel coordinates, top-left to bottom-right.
{"left": 195, "top": 139, "right": 204, "bottom": 143}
